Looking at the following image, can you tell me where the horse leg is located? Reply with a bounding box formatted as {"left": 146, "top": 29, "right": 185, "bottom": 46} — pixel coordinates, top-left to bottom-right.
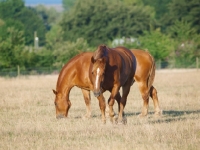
{"left": 81, "top": 89, "right": 91, "bottom": 118}
{"left": 150, "top": 86, "right": 162, "bottom": 116}
{"left": 118, "top": 82, "right": 131, "bottom": 124}
{"left": 106, "top": 92, "right": 121, "bottom": 118}
{"left": 97, "top": 94, "right": 106, "bottom": 124}
{"left": 138, "top": 82, "right": 149, "bottom": 117}
{"left": 115, "top": 92, "right": 122, "bottom": 113}
{"left": 108, "top": 85, "right": 120, "bottom": 123}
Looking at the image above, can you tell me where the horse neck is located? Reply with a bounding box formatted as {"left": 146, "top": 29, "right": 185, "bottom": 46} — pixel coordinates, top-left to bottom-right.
{"left": 56, "top": 74, "right": 71, "bottom": 99}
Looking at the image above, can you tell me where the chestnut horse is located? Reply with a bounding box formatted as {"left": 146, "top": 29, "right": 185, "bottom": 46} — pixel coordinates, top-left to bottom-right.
{"left": 89, "top": 45, "right": 136, "bottom": 123}
{"left": 130, "top": 49, "right": 161, "bottom": 116}
{"left": 53, "top": 52, "right": 98, "bottom": 120}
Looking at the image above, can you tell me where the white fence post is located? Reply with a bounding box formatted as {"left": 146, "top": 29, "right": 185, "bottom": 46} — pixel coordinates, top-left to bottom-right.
{"left": 17, "top": 65, "right": 20, "bottom": 77}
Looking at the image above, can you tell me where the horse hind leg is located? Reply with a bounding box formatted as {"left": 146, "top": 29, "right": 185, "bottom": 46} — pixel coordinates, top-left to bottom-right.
{"left": 81, "top": 89, "right": 91, "bottom": 118}
{"left": 138, "top": 82, "right": 150, "bottom": 117}
{"left": 150, "top": 86, "right": 162, "bottom": 116}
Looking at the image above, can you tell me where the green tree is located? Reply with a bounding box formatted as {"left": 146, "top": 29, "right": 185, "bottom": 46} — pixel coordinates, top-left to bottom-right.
{"left": 45, "top": 24, "right": 63, "bottom": 50}
{"left": 60, "top": 0, "right": 156, "bottom": 47}
{"left": 34, "top": 5, "right": 61, "bottom": 30}
{"left": 0, "top": 0, "right": 47, "bottom": 46}
{"left": 137, "top": 28, "right": 175, "bottom": 61}
{"left": 17, "top": 7, "right": 46, "bottom": 46}
{"left": 168, "top": 20, "right": 200, "bottom": 67}
{"left": 0, "top": 27, "right": 25, "bottom": 68}
{"left": 62, "top": 0, "right": 76, "bottom": 11}
{"left": 142, "top": 0, "right": 171, "bottom": 20}
{"left": 0, "top": 0, "right": 24, "bottom": 19}
{"left": 163, "top": 0, "right": 200, "bottom": 33}
{"left": 52, "top": 38, "right": 92, "bottom": 67}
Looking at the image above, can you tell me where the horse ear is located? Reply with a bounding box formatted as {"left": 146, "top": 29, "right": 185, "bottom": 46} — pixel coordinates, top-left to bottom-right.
{"left": 102, "top": 46, "right": 108, "bottom": 56}
{"left": 52, "top": 89, "right": 57, "bottom": 95}
{"left": 91, "top": 56, "right": 95, "bottom": 63}
{"left": 102, "top": 56, "right": 107, "bottom": 63}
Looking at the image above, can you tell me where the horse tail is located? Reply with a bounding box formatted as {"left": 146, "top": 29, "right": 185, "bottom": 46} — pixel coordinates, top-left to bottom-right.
{"left": 147, "top": 52, "right": 156, "bottom": 92}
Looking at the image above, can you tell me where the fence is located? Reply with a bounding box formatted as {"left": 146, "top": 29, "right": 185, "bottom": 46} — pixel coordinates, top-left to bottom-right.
{"left": 155, "top": 57, "right": 199, "bottom": 69}
{"left": 0, "top": 58, "right": 199, "bottom": 77}
{"left": 0, "top": 66, "right": 61, "bottom": 77}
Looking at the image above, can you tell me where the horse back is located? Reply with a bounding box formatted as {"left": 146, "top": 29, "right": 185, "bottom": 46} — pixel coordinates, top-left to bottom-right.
{"left": 106, "top": 46, "right": 136, "bottom": 85}
{"left": 131, "top": 49, "right": 155, "bottom": 89}
{"left": 56, "top": 52, "right": 93, "bottom": 92}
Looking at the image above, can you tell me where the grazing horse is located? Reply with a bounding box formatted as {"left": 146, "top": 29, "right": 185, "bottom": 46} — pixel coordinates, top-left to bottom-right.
{"left": 89, "top": 45, "right": 136, "bottom": 123}
{"left": 52, "top": 52, "right": 105, "bottom": 121}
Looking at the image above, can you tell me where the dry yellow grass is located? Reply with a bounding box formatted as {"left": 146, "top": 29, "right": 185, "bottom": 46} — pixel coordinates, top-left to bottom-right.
{"left": 0, "top": 69, "right": 200, "bottom": 150}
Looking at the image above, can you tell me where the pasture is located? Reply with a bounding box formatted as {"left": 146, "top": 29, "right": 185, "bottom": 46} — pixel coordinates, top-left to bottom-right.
{"left": 0, "top": 69, "right": 200, "bottom": 150}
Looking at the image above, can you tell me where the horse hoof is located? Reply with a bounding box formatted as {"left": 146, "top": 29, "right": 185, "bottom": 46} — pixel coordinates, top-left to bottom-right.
{"left": 154, "top": 112, "right": 162, "bottom": 118}
{"left": 122, "top": 117, "right": 127, "bottom": 125}
{"left": 102, "top": 120, "right": 106, "bottom": 124}
{"left": 114, "top": 116, "right": 127, "bottom": 125}
{"left": 137, "top": 113, "right": 147, "bottom": 118}
{"left": 118, "top": 117, "right": 127, "bottom": 125}
{"left": 82, "top": 114, "right": 91, "bottom": 120}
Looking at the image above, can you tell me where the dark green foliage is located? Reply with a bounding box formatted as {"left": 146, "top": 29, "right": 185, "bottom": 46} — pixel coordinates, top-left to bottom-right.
{"left": 163, "top": 0, "right": 200, "bottom": 33}
{"left": 60, "top": 0, "right": 155, "bottom": 46}
{"left": 52, "top": 38, "right": 92, "bottom": 68}
{"left": 142, "top": 0, "right": 171, "bottom": 20}
{"left": 0, "top": 26, "right": 25, "bottom": 68}
{"left": 34, "top": 5, "right": 62, "bottom": 30}
{"left": 16, "top": 7, "right": 46, "bottom": 45}
{"left": 0, "top": 0, "right": 47, "bottom": 46}
{"left": 62, "top": 0, "right": 76, "bottom": 11}
{"left": 168, "top": 20, "right": 200, "bottom": 67}
{"left": 0, "top": 0, "right": 24, "bottom": 19}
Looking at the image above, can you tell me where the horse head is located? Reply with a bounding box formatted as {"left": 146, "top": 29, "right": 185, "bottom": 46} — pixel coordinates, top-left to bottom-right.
{"left": 52, "top": 89, "right": 71, "bottom": 119}
{"left": 91, "top": 45, "right": 108, "bottom": 97}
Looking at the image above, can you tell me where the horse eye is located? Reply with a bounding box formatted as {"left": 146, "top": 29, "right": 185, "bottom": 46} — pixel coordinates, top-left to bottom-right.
{"left": 54, "top": 102, "right": 57, "bottom": 106}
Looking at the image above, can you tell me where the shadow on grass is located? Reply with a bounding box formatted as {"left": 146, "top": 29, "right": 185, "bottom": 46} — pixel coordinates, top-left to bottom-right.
{"left": 72, "top": 110, "right": 200, "bottom": 124}
{"left": 124, "top": 109, "right": 200, "bottom": 124}
{"left": 162, "top": 109, "right": 200, "bottom": 116}
{"left": 125, "top": 109, "right": 200, "bottom": 117}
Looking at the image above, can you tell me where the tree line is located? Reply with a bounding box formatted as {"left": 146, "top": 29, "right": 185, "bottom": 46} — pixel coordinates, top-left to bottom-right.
{"left": 0, "top": 0, "right": 200, "bottom": 72}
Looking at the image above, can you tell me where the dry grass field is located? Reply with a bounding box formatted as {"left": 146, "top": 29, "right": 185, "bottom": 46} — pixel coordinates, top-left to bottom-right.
{"left": 0, "top": 69, "right": 200, "bottom": 150}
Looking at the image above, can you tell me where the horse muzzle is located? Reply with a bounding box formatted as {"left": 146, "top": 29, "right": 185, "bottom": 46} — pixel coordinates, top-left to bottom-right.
{"left": 56, "top": 114, "right": 66, "bottom": 119}
{"left": 93, "top": 91, "right": 101, "bottom": 97}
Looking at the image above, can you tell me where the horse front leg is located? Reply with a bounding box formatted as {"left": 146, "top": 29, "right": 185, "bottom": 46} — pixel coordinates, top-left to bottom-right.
{"left": 117, "top": 82, "right": 131, "bottom": 124}
{"left": 97, "top": 94, "right": 106, "bottom": 124}
{"left": 108, "top": 85, "right": 120, "bottom": 123}
{"left": 106, "top": 92, "right": 121, "bottom": 118}
{"left": 81, "top": 89, "right": 91, "bottom": 118}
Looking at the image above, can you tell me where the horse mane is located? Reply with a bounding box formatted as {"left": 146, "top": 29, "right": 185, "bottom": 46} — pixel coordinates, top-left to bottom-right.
{"left": 93, "top": 45, "right": 108, "bottom": 60}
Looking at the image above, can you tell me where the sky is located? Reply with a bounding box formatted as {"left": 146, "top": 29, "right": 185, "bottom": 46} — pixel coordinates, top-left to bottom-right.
{"left": 25, "top": 0, "right": 62, "bottom": 5}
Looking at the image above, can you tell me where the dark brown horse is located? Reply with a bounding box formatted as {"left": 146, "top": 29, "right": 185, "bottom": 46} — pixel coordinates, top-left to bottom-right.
{"left": 89, "top": 45, "right": 136, "bottom": 123}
